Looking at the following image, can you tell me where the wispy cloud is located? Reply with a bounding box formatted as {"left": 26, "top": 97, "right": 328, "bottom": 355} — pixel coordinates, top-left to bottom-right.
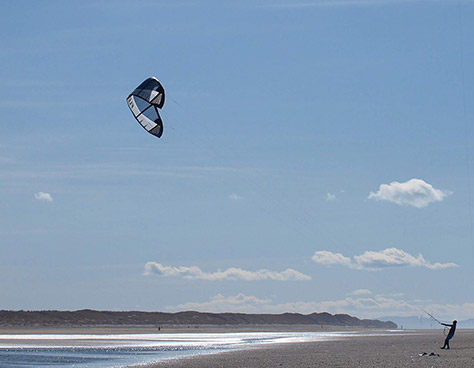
{"left": 368, "top": 179, "right": 452, "bottom": 208}
{"left": 0, "top": 80, "right": 68, "bottom": 88}
{"left": 0, "top": 163, "right": 259, "bottom": 184}
{"left": 314, "top": 295, "right": 416, "bottom": 317}
{"left": 350, "top": 289, "right": 372, "bottom": 296}
{"left": 0, "top": 100, "right": 93, "bottom": 109}
{"left": 229, "top": 193, "right": 243, "bottom": 201}
{"left": 166, "top": 293, "right": 272, "bottom": 313}
{"left": 353, "top": 248, "right": 458, "bottom": 270}
{"left": 315, "top": 297, "right": 474, "bottom": 321}
{"left": 34, "top": 192, "right": 53, "bottom": 202}
{"left": 144, "top": 262, "right": 311, "bottom": 281}
{"left": 0, "top": 156, "right": 13, "bottom": 164}
{"left": 312, "top": 248, "right": 458, "bottom": 270}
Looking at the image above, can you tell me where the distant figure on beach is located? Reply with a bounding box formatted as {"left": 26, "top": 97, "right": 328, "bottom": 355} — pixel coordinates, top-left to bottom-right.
{"left": 440, "top": 320, "right": 457, "bottom": 349}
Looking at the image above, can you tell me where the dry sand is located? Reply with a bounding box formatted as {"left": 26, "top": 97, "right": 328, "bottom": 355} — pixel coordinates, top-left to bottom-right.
{"left": 147, "top": 329, "right": 474, "bottom": 368}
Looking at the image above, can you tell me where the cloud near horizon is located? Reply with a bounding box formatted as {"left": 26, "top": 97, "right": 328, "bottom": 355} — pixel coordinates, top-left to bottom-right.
{"left": 163, "top": 292, "right": 474, "bottom": 321}
{"left": 368, "top": 179, "right": 451, "bottom": 208}
{"left": 312, "top": 248, "right": 458, "bottom": 271}
{"left": 144, "top": 262, "right": 311, "bottom": 281}
{"left": 34, "top": 192, "right": 53, "bottom": 202}
{"left": 166, "top": 293, "right": 272, "bottom": 313}
{"left": 350, "top": 289, "right": 372, "bottom": 296}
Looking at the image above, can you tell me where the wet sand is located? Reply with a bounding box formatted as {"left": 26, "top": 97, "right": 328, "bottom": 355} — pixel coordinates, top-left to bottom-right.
{"left": 148, "top": 329, "right": 474, "bottom": 368}
{"left": 0, "top": 324, "right": 355, "bottom": 335}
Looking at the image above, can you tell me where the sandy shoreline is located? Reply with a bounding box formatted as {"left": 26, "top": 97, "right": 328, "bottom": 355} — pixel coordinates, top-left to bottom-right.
{"left": 1, "top": 326, "right": 473, "bottom": 367}
{"left": 145, "top": 329, "right": 474, "bottom": 368}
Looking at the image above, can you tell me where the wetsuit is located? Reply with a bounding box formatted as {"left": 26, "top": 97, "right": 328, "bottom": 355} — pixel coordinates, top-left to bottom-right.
{"left": 441, "top": 321, "right": 457, "bottom": 349}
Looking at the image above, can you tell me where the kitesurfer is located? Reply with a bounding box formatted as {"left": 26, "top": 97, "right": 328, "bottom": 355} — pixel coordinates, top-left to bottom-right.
{"left": 440, "top": 320, "right": 457, "bottom": 349}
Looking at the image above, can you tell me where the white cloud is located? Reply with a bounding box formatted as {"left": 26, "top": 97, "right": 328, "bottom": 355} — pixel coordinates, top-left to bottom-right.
{"left": 162, "top": 292, "right": 474, "bottom": 320}
{"left": 311, "top": 251, "right": 353, "bottom": 268}
{"left": 326, "top": 193, "right": 336, "bottom": 201}
{"left": 312, "top": 248, "right": 458, "bottom": 271}
{"left": 314, "top": 295, "right": 416, "bottom": 317}
{"left": 368, "top": 178, "right": 452, "bottom": 208}
{"left": 144, "top": 262, "right": 311, "bottom": 281}
{"left": 166, "top": 293, "right": 273, "bottom": 313}
{"left": 164, "top": 293, "right": 323, "bottom": 314}
{"left": 315, "top": 297, "right": 474, "bottom": 321}
{"left": 424, "top": 302, "right": 474, "bottom": 321}
{"left": 350, "top": 289, "right": 372, "bottom": 296}
{"left": 354, "top": 248, "right": 458, "bottom": 270}
{"left": 34, "top": 192, "right": 53, "bottom": 202}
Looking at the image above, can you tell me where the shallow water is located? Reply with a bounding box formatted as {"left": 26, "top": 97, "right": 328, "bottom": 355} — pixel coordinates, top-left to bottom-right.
{"left": 0, "top": 331, "right": 384, "bottom": 367}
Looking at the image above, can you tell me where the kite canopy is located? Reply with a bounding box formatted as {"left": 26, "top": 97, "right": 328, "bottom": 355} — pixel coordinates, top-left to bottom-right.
{"left": 126, "top": 77, "right": 166, "bottom": 138}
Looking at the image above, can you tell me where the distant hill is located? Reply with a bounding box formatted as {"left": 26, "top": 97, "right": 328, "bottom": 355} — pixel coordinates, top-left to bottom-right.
{"left": 0, "top": 310, "right": 396, "bottom": 329}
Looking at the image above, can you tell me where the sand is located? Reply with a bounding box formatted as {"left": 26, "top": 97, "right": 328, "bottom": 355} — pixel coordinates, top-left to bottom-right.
{"left": 0, "top": 324, "right": 360, "bottom": 335}
{"left": 147, "top": 329, "right": 474, "bottom": 368}
{"left": 2, "top": 326, "right": 473, "bottom": 367}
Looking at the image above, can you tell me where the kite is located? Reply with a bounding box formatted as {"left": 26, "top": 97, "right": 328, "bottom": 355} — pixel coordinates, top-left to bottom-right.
{"left": 127, "top": 77, "right": 165, "bottom": 138}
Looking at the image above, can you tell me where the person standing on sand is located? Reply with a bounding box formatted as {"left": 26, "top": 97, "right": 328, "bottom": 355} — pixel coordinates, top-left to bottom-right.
{"left": 440, "top": 320, "right": 457, "bottom": 349}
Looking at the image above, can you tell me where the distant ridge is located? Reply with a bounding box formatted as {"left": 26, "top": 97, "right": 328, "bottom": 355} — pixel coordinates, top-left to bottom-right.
{"left": 0, "top": 310, "right": 396, "bottom": 329}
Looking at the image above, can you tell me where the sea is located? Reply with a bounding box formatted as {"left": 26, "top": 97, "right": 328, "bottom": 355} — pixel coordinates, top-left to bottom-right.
{"left": 0, "top": 330, "right": 395, "bottom": 367}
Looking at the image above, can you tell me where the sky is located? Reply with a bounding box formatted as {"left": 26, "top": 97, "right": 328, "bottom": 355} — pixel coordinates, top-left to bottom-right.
{"left": 1, "top": 0, "right": 474, "bottom": 322}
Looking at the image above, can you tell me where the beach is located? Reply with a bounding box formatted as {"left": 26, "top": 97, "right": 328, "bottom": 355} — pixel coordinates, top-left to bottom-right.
{"left": 1, "top": 327, "right": 473, "bottom": 367}
{"left": 0, "top": 326, "right": 370, "bottom": 367}
{"left": 149, "top": 329, "right": 474, "bottom": 368}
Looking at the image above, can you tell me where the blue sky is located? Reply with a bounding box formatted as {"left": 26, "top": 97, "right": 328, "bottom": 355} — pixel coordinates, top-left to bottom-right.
{"left": 1, "top": 0, "right": 474, "bottom": 321}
